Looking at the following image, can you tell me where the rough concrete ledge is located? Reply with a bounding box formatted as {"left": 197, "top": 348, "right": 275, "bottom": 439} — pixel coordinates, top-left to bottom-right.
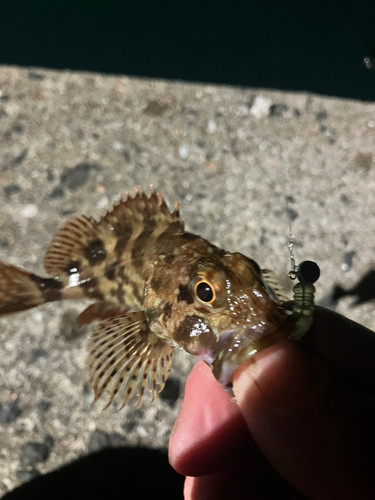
{"left": 0, "top": 65, "right": 374, "bottom": 494}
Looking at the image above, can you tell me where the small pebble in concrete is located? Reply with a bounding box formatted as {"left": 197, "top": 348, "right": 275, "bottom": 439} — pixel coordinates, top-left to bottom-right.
{"left": 112, "top": 140, "right": 123, "bottom": 151}
{"left": 341, "top": 251, "right": 356, "bottom": 272}
{"left": 109, "top": 433, "right": 125, "bottom": 447}
{"left": 27, "top": 348, "right": 48, "bottom": 365}
{"left": 269, "top": 103, "right": 288, "bottom": 116}
{"left": 20, "top": 204, "right": 38, "bottom": 219}
{"left": 49, "top": 187, "right": 64, "bottom": 199}
{"left": 61, "top": 209, "right": 75, "bottom": 216}
{"left": 27, "top": 71, "right": 44, "bottom": 81}
{"left": 37, "top": 400, "right": 51, "bottom": 412}
{"left": 12, "top": 123, "right": 24, "bottom": 134}
{"left": 87, "top": 430, "right": 112, "bottom": 453}
{"left": 132, "top": 408, "right": 144, "bottom": 419}
{"left": 316, "top": 110, "right": 328, "bottom": 121}
{"left": 250, "top": 95, "right": 272, "bottom": 118}
{"left": 12, "top": 148, "right": 28, "bottom": 165}
{"left": 144, "top": 100, "right": 167, "bottom": 116}
{"left": 87, "top": 429, "right": 124, "bottom": 453}
{"left": 137, "top": 426, "right": 148, "bottom": 438}
{"left": 20, "top": 436, "right": 54, "bottom": 467}
{"left": 354, "top": 152, "right": 372, "bottom": 172}
{"left": 340, "top": 194, "right": 350, "bottom": 205}
{"left": 16, "top": 468, "right": 41, "bottom": 482}
{"left": 60, "top": 162, "right": 101, "bottom": 191}
{"left": 3, "top": 184, "right": 21, "bottom": 197}
{"left": 179, "top": 145, "right": 189, "bottom": 159}
{"left": 121, "top": 420, "right": 136, "bottom": 433}
{"left": 0, "top": 399, "right": 22, "bottom": 424}
{"left": 207, "top": 119, "right": 217, "bottom": 133}
{"left": 96, "top": 195, "right": 109, "bottom": 210}
{"left": 46, "top": 169, "right": 55, "bottom": 182}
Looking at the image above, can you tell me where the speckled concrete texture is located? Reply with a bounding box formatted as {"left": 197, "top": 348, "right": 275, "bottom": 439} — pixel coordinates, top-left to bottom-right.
{"left": 0, "top": 65, "right": 374, "bottom": 495}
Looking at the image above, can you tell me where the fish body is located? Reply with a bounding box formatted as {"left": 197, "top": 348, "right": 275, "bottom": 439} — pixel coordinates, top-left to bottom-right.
{"left": 0, "top": 187, "right": 294, "bottom": 407}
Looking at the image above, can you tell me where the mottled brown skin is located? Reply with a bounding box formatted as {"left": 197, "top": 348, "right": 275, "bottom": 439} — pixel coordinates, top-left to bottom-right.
{"left": 143, "top": 235, "right": 291, "bottom": 384}
{"left": 0, "top": 187, "right": 293, "bottom": 404}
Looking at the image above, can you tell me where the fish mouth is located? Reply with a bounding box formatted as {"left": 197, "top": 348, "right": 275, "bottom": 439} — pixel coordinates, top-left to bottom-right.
{"left": 208, "top": 317, "right": 292, "bottom": 388}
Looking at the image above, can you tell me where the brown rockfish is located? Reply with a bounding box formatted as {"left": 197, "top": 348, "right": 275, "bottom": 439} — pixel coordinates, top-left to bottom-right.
{"left": 0, "top": 186, "right": 294, "bottom": 408}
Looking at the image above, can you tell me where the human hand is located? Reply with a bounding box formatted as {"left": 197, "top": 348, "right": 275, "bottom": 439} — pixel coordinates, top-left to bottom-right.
{"left": 169, "top": 307, "right": 375, "bottom": 499}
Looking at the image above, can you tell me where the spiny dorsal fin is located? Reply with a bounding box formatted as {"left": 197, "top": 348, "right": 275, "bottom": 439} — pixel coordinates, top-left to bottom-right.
{"left": 261, "top": 269, "right": 291, "bottom": 303}
{"left": 87, "top": 311, "right": 173, "bottom": 409}
{"left": 43, "top": 186, "right": 183, "bottom": 277}
{"left": 100, "top": 186, "right": 182, "bottom": 233}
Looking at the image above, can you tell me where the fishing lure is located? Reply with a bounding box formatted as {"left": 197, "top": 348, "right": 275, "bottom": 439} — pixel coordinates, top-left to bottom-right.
{"left": 0, "top": 187, "right": 316, "bottom": 407}
{"left": 290, "top": 260, "right": 320, "bottom": 341}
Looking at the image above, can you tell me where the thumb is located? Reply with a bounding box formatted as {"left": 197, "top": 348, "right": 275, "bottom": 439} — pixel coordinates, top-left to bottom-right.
{"left": 232, "top": 341, "right": 374, "bottom": 500}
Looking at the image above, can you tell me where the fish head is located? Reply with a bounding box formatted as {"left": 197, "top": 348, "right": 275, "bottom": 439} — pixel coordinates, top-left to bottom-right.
{"left": 145, "top": 240, "right": 292, "bottom": 386}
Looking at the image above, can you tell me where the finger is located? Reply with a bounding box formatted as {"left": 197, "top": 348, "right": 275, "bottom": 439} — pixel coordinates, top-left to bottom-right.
{"left": 169, "top": 359, "right": 309, "bottom": 500}
{"left": 183, "top": 467, "right": 254, "bottom": 500}
{"left": 169, "top": 360, "right": 253, "bottom": 476}
{"left": 183, "top": 455, "right": 301, "bottom": 500}
{"left": 233, "top": 340, "right": 375, "bottom": 499}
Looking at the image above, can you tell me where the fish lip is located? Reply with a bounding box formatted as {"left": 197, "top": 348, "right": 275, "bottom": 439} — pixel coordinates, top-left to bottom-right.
{"left": 209, "top": 321, "right": 288, "bottom": 387}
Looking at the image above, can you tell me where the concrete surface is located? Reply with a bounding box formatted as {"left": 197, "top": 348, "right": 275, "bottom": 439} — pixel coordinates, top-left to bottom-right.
{"left": 0, "top": 65, "right": 374, "bottom": 495}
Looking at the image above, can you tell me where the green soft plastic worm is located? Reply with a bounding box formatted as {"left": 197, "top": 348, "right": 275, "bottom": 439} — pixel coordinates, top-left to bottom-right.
{"left": 290, "top": 261, "right": 320, "bottom": 341}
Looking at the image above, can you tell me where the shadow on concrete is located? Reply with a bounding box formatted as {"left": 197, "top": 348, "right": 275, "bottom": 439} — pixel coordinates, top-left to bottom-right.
{"left": 3, "top": 447, "right": 184, "bottom": 500}
{"left": 319, "top": 270, "right": 375, "bottom": 310}
{"left": 333, "top": 269, "right": 375, "bottom": 305}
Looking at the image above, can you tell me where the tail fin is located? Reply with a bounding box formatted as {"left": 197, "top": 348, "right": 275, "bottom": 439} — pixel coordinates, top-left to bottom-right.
{"left": 0, "top": 262, "right": 49, "bottom": 316}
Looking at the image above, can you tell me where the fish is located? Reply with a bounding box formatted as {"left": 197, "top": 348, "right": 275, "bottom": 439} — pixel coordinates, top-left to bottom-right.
{"left": 0, "top": 186, "right": 297, "bottom": 408}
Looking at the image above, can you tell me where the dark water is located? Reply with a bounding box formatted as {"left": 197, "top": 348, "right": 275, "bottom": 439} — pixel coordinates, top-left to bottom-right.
{"left": 1, "top": 0, "right": 375, "bottom": 100}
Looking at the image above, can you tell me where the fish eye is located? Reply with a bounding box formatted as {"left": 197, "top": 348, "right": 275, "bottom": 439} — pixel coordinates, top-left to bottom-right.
{"left": 194, "top": 281, "right": 215, "bottom": 303}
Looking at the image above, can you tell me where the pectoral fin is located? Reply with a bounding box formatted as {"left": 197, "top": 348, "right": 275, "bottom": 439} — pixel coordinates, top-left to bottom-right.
{"left": 77, "top": 302, "right": 130, "bottom": 326}
{"left": 87, "top": 311, "right": 173, "bottom": 409}
{"left": 261, "top": 269, "right": 291, "bottom": 303}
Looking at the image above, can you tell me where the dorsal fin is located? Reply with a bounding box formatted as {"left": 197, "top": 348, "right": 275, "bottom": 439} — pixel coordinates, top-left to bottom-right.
{"left": 100, "top": 186, "right": 182, "bottom": 234}
{"left": 43, "top": 186, "right": 183, "bottom": 277}
{"left": 44, "top": 214, "right": 97, "bottom": 275}
{"left": 87, "top": 311, "right": 173, "bottom": 408}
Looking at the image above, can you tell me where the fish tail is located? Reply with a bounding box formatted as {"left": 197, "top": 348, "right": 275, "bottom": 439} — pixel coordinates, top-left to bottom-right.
{"left": 0, "top": 261, "right": 63, "bottom": 316}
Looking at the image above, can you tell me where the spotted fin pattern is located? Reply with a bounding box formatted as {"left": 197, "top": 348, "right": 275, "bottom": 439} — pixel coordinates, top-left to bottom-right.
{"left": 44, "top": 214, "right": 98, "bottom": 276}
{"left": 261, "top": 269, "right": 291, "bottom": 303}
{"left": 87, "top": 311, "right": 173, "bottom": 408}
{"left": 43, "top": 187, "right": 183, "bottom": 312}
